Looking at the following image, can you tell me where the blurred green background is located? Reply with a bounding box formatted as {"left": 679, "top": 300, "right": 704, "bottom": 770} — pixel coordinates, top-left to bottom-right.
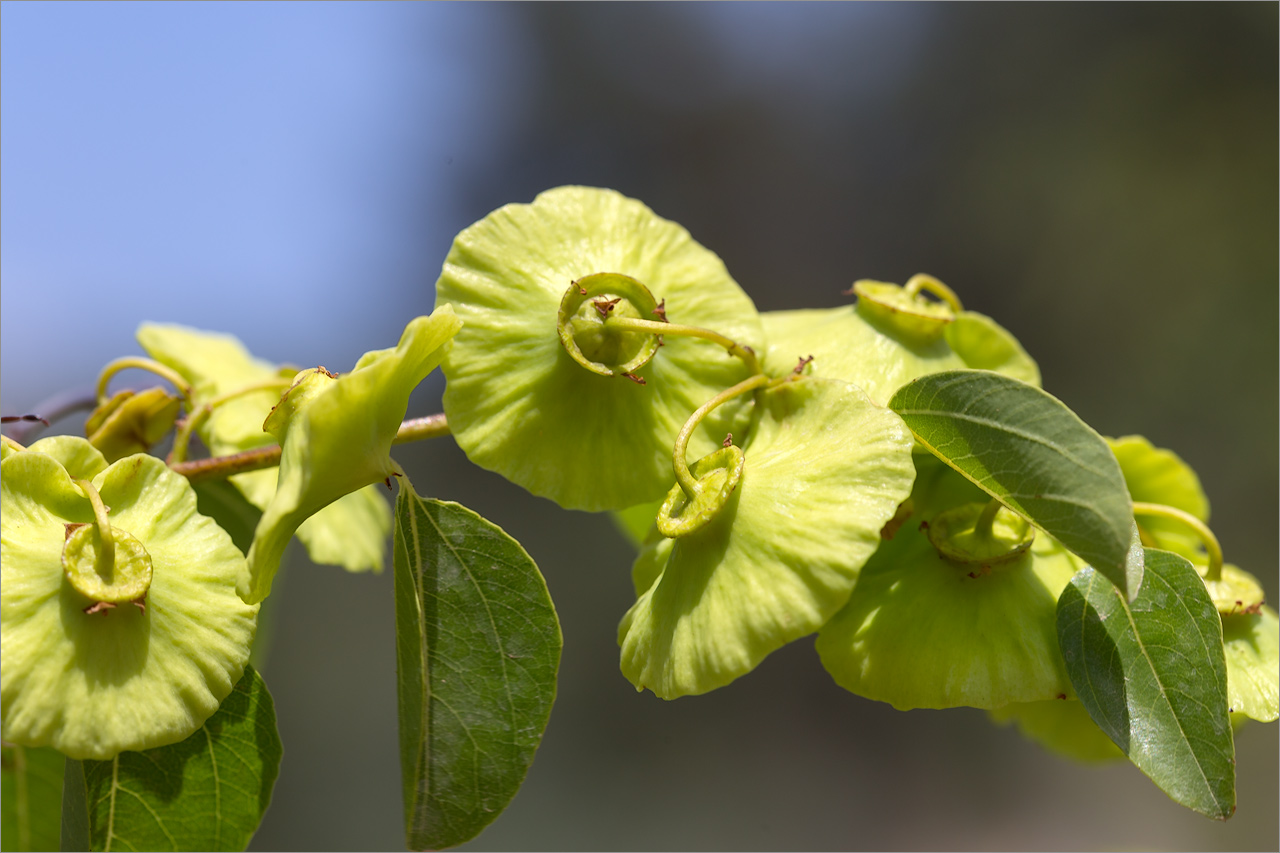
{"left": 3, "top": 3, "right": 1275, "bottom": 850}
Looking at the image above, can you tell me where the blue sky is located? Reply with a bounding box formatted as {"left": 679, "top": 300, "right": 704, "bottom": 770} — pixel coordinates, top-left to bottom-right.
{"left": 1, "top": 2, "right": 534, "bottom": 408}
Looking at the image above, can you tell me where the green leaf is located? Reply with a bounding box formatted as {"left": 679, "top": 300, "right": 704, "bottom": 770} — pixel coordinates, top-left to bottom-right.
{"left": 889, "top": 370, "right": 1139, "bottom": 598}
{"left": 394, "top": 487, "right": 561, "bottom": 850}
{"left": 2, "top": 744, "right": 64, "bottom": 852}
{"left": 1057, "top": 549, "right": 1235, "bottom": 819}
{"left": 58, "top": 761, "right": 88, "bottom": 853}
{"left": 77, "top": 666, "right": 281, "bottom": 851}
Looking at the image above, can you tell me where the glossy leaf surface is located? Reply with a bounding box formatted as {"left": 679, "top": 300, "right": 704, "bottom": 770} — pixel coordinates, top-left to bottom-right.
{"left": 59, "top": 761, "right": 89, "bottom": 853}
{"left": 68, "top": 666, "right": 281, "bottom": 851}
{"left": 394, "top": 488, "right": 561, "bottom": 850}
{"left": 1057, "top": 550, "right": 1234, "bottom": 819}
{"left": 889, "top": 370, "right": 1138, "bottom": 598}
{"left": 1, "top": 745, "right": 63, "bottom": 852}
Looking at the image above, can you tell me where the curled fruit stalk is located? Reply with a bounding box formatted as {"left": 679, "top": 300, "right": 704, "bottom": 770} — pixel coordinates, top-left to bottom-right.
{"left": 63, "top": 477, "right": 153, "bottom": 612}
{"left": 1131, "top": 500, "right": 1267, "bottom": 615}
{"left": 95, "top": 356, "right": 193, "bottom": 405}
{"left": 558, "top": 273, "right": 665, "bottom": 378}
{"left": 1131, "top": 501, "right": 1222, "bottom": 579}
{"left": 167, "top": 378, "right": 294, "bottom": 464}
{"left": 925, "top": 497, "right": 1035, "bottom": 568}
{"left": 603, "top": 314, "right": 762, "bottom": 376}
{"left": 655, "top": 373, "right": 770, "bottom": 538}
{"left": 902, "top": 273, "right": 964, "bottom": 313}
{"left": 558, "top": 274, "right": 764, "bottom": 380}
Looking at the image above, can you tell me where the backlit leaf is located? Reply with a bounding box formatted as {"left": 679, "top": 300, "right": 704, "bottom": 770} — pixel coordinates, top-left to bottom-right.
{"left": 1057, "top": 550, "right": 1234, "bottom": 819}
{"left": 394, "top": 487, "right": 561, "bottom": 850}
{"left": 1, "top": 744, "right": 63, "bottom": 852}
{"left": 889, "top": 370, "right": 1139, "bottom": 598}
{"left": 74, "top": 666, "right": 281, "bottom": 851}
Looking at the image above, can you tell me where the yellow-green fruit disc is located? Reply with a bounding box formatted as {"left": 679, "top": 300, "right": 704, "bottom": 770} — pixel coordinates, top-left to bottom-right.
{"left": 656, "top": 446, "right": 745, "bottom": 539}
{"left": 1, "top": 448, "right": 257, "bottom": 759}
{"left": 558, "top": 272, "right": 662, "bottom": 376}
{"left": 242, "top": 310, "right": 460, "bottom": 604}
{"left": 1200, "top": 563, "right": 1267, "bottom": 615}
{"left": 137, "top": 323, "right": 391, "bottom": 572}
{"left": 618, "top": 378, "right": 915, "bottom": 699}
{"left": 761, "top": 305, "right": 966, "bottom": 407}
{"left": 24, "top": 436, "right": 110, "bottom": 481}
{"left": 989, "top": 699, "right": 1124, "bottom": 763}
{"left": 435, "top": 186, "right": 764, "bottom": 511}
{"left": 816, "top": 467, "right": 1083, "bottom": 710}
{"left": 852, "top": 280, "right": 955, "bottom": 343}
{"left": 945, "top": 311, "right": 1041, "bottom": 387}
{"left": 1223, "top": 605, "right": 1279, "bottom": 723}
{"left": 62, "top": 526, "right": 153, "bottom": 604}
{"left": 1107, "top": 434, "right": 1210, "bottom": 561}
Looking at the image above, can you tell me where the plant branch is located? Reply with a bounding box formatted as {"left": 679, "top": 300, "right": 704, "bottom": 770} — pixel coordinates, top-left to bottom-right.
{"left": 393, "top": 413, "right": 451, "bottom": 444}
{"left": 170, "top": 413, "right": 452, "bottom": 481}
{"left": 2, "top": 387, "right": 98, "bottom": 443}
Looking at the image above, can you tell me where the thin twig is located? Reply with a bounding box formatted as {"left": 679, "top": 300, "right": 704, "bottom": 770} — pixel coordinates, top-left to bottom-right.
{"left": 3, "top": 387, "right": 98, "bottom": 443}
{"left": 170, "top": 413, "right": 452, "bottom": 481}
